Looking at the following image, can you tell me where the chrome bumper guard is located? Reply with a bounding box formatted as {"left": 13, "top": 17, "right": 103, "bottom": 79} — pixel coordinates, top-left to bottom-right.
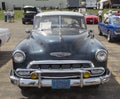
{"left": 9, "top": 69, "right": 111, "bottom": 88}
{"left": 9, "top": 60, "right": 111, "bottom": 88}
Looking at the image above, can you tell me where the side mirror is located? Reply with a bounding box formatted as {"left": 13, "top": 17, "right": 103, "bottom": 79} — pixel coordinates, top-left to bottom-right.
{"left": 88, "top": 29, "right": 94, "bottom": 38}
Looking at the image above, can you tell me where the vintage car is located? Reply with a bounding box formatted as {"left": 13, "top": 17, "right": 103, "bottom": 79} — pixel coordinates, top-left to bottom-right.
{"left": 98, "top": 16, "right": 120, "bottom": 42}
{"left": 85, "top": 13, "right": 99, "bottom": 24}
{"left": 9, "top": 11, "right": 111, "bottom": 90}
{"left": 22, "top": 6, "right": 41, "bottom": 24}
{"left": 0, "top": 28, "right": 10, "bottom": 47}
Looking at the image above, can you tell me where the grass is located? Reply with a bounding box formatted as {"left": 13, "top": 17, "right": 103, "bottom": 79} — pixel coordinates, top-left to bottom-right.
{"left": 0, "top": 10, "right": 23, "bottom": 20}
{"left": 0, "top": 8, "right": 120, "bottom": 21}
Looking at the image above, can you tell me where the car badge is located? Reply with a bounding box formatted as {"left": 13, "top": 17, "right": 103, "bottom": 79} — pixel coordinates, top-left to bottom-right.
{"left": 50, "top": 52, "right": 71, "bottom": 57}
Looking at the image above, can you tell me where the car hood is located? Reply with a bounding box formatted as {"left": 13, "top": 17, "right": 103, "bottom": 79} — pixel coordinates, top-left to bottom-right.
{"left": 14, "top": 29, "right": 102, "bottom": 62}
{"left": 112, "top": 24, "right": 120, "bottom": 28}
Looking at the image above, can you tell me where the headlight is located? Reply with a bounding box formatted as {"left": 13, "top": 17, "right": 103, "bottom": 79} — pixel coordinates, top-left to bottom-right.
{"left": 95, "top": 49, "right": 107, "bottom": 62}
{"left": 13, "top": 50, "right": 26, "bottom": 63}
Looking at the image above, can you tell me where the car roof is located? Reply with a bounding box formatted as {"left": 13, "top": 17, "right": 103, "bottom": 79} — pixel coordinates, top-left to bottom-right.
{"left": 23, "top": 6, "right": 36, "bottom": 8}
{"left": 36, "top": 11, "right": 84, "bottom": 17}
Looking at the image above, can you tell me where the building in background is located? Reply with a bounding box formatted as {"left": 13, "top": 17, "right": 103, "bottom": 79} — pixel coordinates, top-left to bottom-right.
{"left": 67, "top": 0, "right": 80, "bottom": 9}
{"left": 0, "top": 0, "right": 80, "bottom": 10}
{"left": 98, "top": 0, "right": 120, "bottom": 9}
{"left": 86, "top": 0, "right": 97, "bottom": 9}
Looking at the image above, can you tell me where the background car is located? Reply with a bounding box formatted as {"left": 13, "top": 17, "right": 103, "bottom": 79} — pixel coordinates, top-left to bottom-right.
{"left": 22, "top": 6, "right": 41, "bottom": 24}
{"left": 0, "top": 28, "right": 10, "bottom": 47}
{"left": 85, "top": 12, "right": 99, "bottom": 24}
{"left": 10, "top": 11, "right": 110, "bottom": 90}
{"left": 98, "top": 16, "right": 120, "bottom": 42}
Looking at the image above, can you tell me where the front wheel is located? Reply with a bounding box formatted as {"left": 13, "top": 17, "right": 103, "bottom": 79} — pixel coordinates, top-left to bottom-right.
{"left": 19, "top": 86, "right": 30, "bottom": 91}
{"left": 85, "top": 84, "right": 100, "bottom": 89}
{"left": 22, "top": 21, "right": 25, "bottom": 24}
{"left": 90, "top": 85, "right": 100, "bottom": 88}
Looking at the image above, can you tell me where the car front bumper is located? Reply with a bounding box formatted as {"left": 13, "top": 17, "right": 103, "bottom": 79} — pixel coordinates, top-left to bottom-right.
{"left": 9, "top": 69, "right": 111, "bottom": 88}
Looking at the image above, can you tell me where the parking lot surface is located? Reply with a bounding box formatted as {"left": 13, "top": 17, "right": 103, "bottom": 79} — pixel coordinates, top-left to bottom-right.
{"left": 0, "top": 21, "right": 120, "bottom": 99}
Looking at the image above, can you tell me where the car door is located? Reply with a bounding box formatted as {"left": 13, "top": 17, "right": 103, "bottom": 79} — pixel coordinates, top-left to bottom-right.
{"left": 101, "top": 18, "right": 110, "bottom": 35}
{"left": 98, "top": 21, "right": 106, "bottom": 35}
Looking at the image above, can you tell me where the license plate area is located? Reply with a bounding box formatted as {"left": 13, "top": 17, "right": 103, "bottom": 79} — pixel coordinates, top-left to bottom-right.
{"left": 52, "top": 79, "right": 70, "bottom": 89}
{"left": 90, "top": 19, "right": 93, "bottom": 22}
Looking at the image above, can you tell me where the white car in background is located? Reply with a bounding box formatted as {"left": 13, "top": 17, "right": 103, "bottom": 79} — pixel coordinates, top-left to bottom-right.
{"left": 0, "top": 28, "right": 10, "bottom": 47}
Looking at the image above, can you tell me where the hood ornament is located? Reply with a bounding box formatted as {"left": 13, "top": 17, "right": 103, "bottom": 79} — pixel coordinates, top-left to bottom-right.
{"left": 50, "top": 52, "right": 71, "bottom": 57}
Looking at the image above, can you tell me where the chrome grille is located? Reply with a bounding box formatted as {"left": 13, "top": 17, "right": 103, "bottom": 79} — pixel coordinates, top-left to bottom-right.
{"left": 41, "top": 72, "right": 81, "bottom": 79}
{"left": 21, "top": 60, "right": 95, "bottom": 79}
{"left": 30, "top": 63, "right": 90, "bottom": 69}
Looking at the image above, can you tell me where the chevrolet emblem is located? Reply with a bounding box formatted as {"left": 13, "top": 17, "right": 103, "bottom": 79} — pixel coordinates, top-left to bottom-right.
{"left": 50, "top": 52, "right": 71, "bottom": 57}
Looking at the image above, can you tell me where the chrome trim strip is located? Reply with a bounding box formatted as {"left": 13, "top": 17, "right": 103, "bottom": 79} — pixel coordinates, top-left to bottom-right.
{"left": 41, "top": 75, "right": 80, "bottom": 79}
{"left": 15, "top": 67, "right": 105, "bottom": 78}
{"left": 27, "top": 60, "right": 94, "bottom": 69}
{"left": 38, "top": 73, "right": 41, "bottom": 88}
{"left": 80, "top": 73, "right": 83, "bottom": 87}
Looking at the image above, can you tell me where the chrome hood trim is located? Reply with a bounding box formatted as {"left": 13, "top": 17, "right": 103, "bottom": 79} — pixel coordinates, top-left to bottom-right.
{"left": 50, "top": 52, "right": 72, "bottom": 57}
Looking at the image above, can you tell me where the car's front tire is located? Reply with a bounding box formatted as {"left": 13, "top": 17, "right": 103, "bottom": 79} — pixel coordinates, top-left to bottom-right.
{"left": 22, "top": 21, "right": 25, "bottom": 24}
{"left": 90, "top": 85, "right": 100, "bottom": 88}
{"left": 19, "top": 86, "right": 30, "bottom": 91}
{"left": 85, "top": 84, "right": 100, "bottom": 89}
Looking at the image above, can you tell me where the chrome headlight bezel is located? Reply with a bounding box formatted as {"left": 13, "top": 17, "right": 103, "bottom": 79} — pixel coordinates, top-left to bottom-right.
{"left": 12, "top": 50, "right": 26, "bottom": 63}
{"left": 95, "top": 49, "right": 108, "bottom": 62}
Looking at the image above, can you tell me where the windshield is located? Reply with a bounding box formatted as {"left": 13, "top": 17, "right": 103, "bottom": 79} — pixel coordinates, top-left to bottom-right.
{"left": 33, "top": 15, "right": 86, "bottom": 30}
{"left": 112, "top": 17, "right": 120, "bottom": 25}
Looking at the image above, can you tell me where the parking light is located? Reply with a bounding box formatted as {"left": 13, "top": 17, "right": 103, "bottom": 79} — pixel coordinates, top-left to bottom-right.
{"left": 83, "top": 72, "right": 90, "bottom": 78}
{"left": 31, "top": 73, "right": 38, "bottom": 79}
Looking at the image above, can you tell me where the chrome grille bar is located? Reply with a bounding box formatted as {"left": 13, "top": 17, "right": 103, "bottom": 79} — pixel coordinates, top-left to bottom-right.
{"left": 27, "top": 60, "right": 94, "bottom": 69}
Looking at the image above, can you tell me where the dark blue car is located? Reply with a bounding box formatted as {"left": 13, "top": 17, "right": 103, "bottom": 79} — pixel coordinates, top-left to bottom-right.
{"left": 98, "top": 16, "right": 120, "bottom": 42}
{"left": 9, "top": 11, "right": 111, "bottom": 90}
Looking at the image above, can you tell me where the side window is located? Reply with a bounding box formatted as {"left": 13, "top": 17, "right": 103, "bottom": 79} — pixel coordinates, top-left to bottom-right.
{"left": 80, "top": 18, "right": 86, "bottom": 29}
{"left": 33, "top": 17, "right": 40, "bottom": 29}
